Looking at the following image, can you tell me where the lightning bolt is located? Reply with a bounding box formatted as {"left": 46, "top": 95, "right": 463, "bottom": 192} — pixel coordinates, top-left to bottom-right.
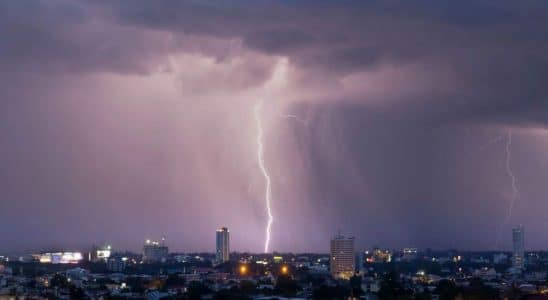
{"left": 254, "top": 98, "right": 274, "bottom": 253}
{"left": 280, "top": 114, "right": 308, "bottom": 126}
{"left": 495, "top": 130, "right": 520, "bottom": 249}
{"left": 504, "top": 131, "right": 520, "bottom": 222}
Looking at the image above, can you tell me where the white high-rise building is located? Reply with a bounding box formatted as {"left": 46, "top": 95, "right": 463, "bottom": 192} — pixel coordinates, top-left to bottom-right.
{"left": 330, "top": 233, "right": 355, "bottom": 280}
{"left": 216, "top": 227, "right": 230, "bottom": 263}
{"left": 512, "top": 225, "right": 525, "bottom": 270}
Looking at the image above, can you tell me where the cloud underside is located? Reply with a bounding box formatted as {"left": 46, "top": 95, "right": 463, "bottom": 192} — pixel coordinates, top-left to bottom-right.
{"left": 1, "top": 0, "right": 547, "bottom": 126}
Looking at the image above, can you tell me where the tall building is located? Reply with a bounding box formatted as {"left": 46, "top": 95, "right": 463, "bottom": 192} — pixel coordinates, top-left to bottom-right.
{"left": 107, "top": 256, "right": 128, "bottom": 272}
{"left": 330, "top": 233, "right": 355, "bottom": 280}
{"left": 89, "top": 244, "right": 112, "bottom": 262}
{"left": 356, "top": 252, "right": 365, "bottom": 274}
{"left": 143, "top": 238, "right": 169, "bottom": 263}
{"left": 512, "top": 225, "right": 525, "bottom": 270}
{"left": 216, "top": 227, "right": 230, "bottom": 263}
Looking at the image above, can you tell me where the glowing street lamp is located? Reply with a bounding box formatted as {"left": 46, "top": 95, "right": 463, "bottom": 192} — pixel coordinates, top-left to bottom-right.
{"left": 239, "top": 265, "right": 248, "bottom": 276}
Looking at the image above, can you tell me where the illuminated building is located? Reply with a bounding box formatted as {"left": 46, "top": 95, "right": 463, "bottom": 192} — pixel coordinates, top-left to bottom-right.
{"left": 37, "top": 252, "right": 83, "bottom": 264}
{"left": 273, "top": 256, "right": 283, "bottom": 264}
{"left": 330, "top": 233, "right": 355, "bottom": 280}
{"left": 97, "top": 247, "right": 111, "bottom": 261}
{"left": 373, "top": 249, "right": 392, "bottom": 263}
{"left": 512, "top": 225, "right": 525, "bottom": 270}
{"left": 364, "top": 248, "right": 392, "bottom": 263}
{"left": 90, "top": 244, "right": 112, "bottom": 262}
{"left": 216, "top": 227, "right": 230, "bottom": 263}
{"left": 143, "top": 238, "right": 169, "bottom": 262}
{"left": 402, "top": 248, "right": 418, "bottom": 261}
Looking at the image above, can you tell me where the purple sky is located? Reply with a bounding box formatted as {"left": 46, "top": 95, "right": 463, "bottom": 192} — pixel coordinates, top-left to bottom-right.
{"left": 1, "top": 1, "right": 548, "bottom": 253}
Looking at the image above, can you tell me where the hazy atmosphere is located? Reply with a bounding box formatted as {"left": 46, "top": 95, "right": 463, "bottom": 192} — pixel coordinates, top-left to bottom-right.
{"left": 1, "top": 0, "right": 548, "bottom": 253}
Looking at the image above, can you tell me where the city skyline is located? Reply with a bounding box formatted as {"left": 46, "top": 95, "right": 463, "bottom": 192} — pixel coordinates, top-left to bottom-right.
{"left": 0, "top": 227, "right": 534, "bottom": 256}
{"left": 2, "top": 1, "right": 548, "bottom": 253}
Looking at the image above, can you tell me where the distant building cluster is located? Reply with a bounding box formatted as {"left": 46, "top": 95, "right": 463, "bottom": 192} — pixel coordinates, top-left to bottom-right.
{"left": 34, "top": 252, "right": 83, "bottom": 264}
{"left": 0, "top": 225, "right": 544, "bottom": 299}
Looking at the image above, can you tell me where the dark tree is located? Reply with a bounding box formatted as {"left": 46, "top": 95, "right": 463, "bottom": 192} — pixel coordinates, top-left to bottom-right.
{"left": 165, "top": 274, "right": 186, "bottom": 288}
{"left": 460, "top": 277, "right": 498, "bottom": 300}
{"left": 350, "top": 275, "right": 364, "bottom": 297}
{"left": 312, "top": 284, "right": 350, "bottom": 300}
{"left": 50, "top": 274, "right": 69, "bottom": 288}
{"left": 187, "top": 281, "right": 211, "bottom": 300}
{"left": 275, "top": 275, "right": 299, "bottom": 297}
{"left": 239, "top": 280, "right": 256, "bottom": 294}
{"left": 415, "top": 289, "right": 432, "bottom": 300}
{"left": 435, "top": 280, "right": 459, "bottom": 300}
{"left": 378, "top": 271, "right": 411, "bottom": 300}
{"left": 213, "top": 289, "right": 252, "bottom": 300}
{"left": 69, "top": 285, "right": 86, "bottom": 299}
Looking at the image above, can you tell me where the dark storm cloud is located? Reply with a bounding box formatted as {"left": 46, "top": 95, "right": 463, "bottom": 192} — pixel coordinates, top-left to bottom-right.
{"left": 244, "top": 29, "right": 317, "bottom": 54}
{"left": 0, "top": 1, "right": 177, "bottom": 74}
{"left": 86, "top": 0, "right": 548, "bottom": 126}
{"left": 4, "top": 0, "right": 548, "bottom": 114}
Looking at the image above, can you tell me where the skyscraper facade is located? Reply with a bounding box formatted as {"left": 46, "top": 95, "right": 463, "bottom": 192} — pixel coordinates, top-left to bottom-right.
{"left": 143, "top": 238, "right": 169, "bottom": 262}
{"left": 216, "top": 227, "right": 230, "bottom": 263}
{"left": 512, "top": 225, "right": 525, "bottom": 270}
{"left": 330, "top": 233, "right": 355, "bottom": 280}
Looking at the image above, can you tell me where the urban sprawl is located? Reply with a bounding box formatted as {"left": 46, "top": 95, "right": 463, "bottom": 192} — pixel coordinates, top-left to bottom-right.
{"left": 0, "top": 225, "right": 545, "bottom": 299}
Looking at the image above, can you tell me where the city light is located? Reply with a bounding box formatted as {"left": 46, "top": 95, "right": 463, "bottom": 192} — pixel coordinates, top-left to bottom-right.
{"left": 239, "top": 265, "right": 248, "bottom": 275}
{"left": 38, "top": 252, "right": 83, "bottom": 264}
{"left": 96, "top": 246, "right": 111, "bottom": 261}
